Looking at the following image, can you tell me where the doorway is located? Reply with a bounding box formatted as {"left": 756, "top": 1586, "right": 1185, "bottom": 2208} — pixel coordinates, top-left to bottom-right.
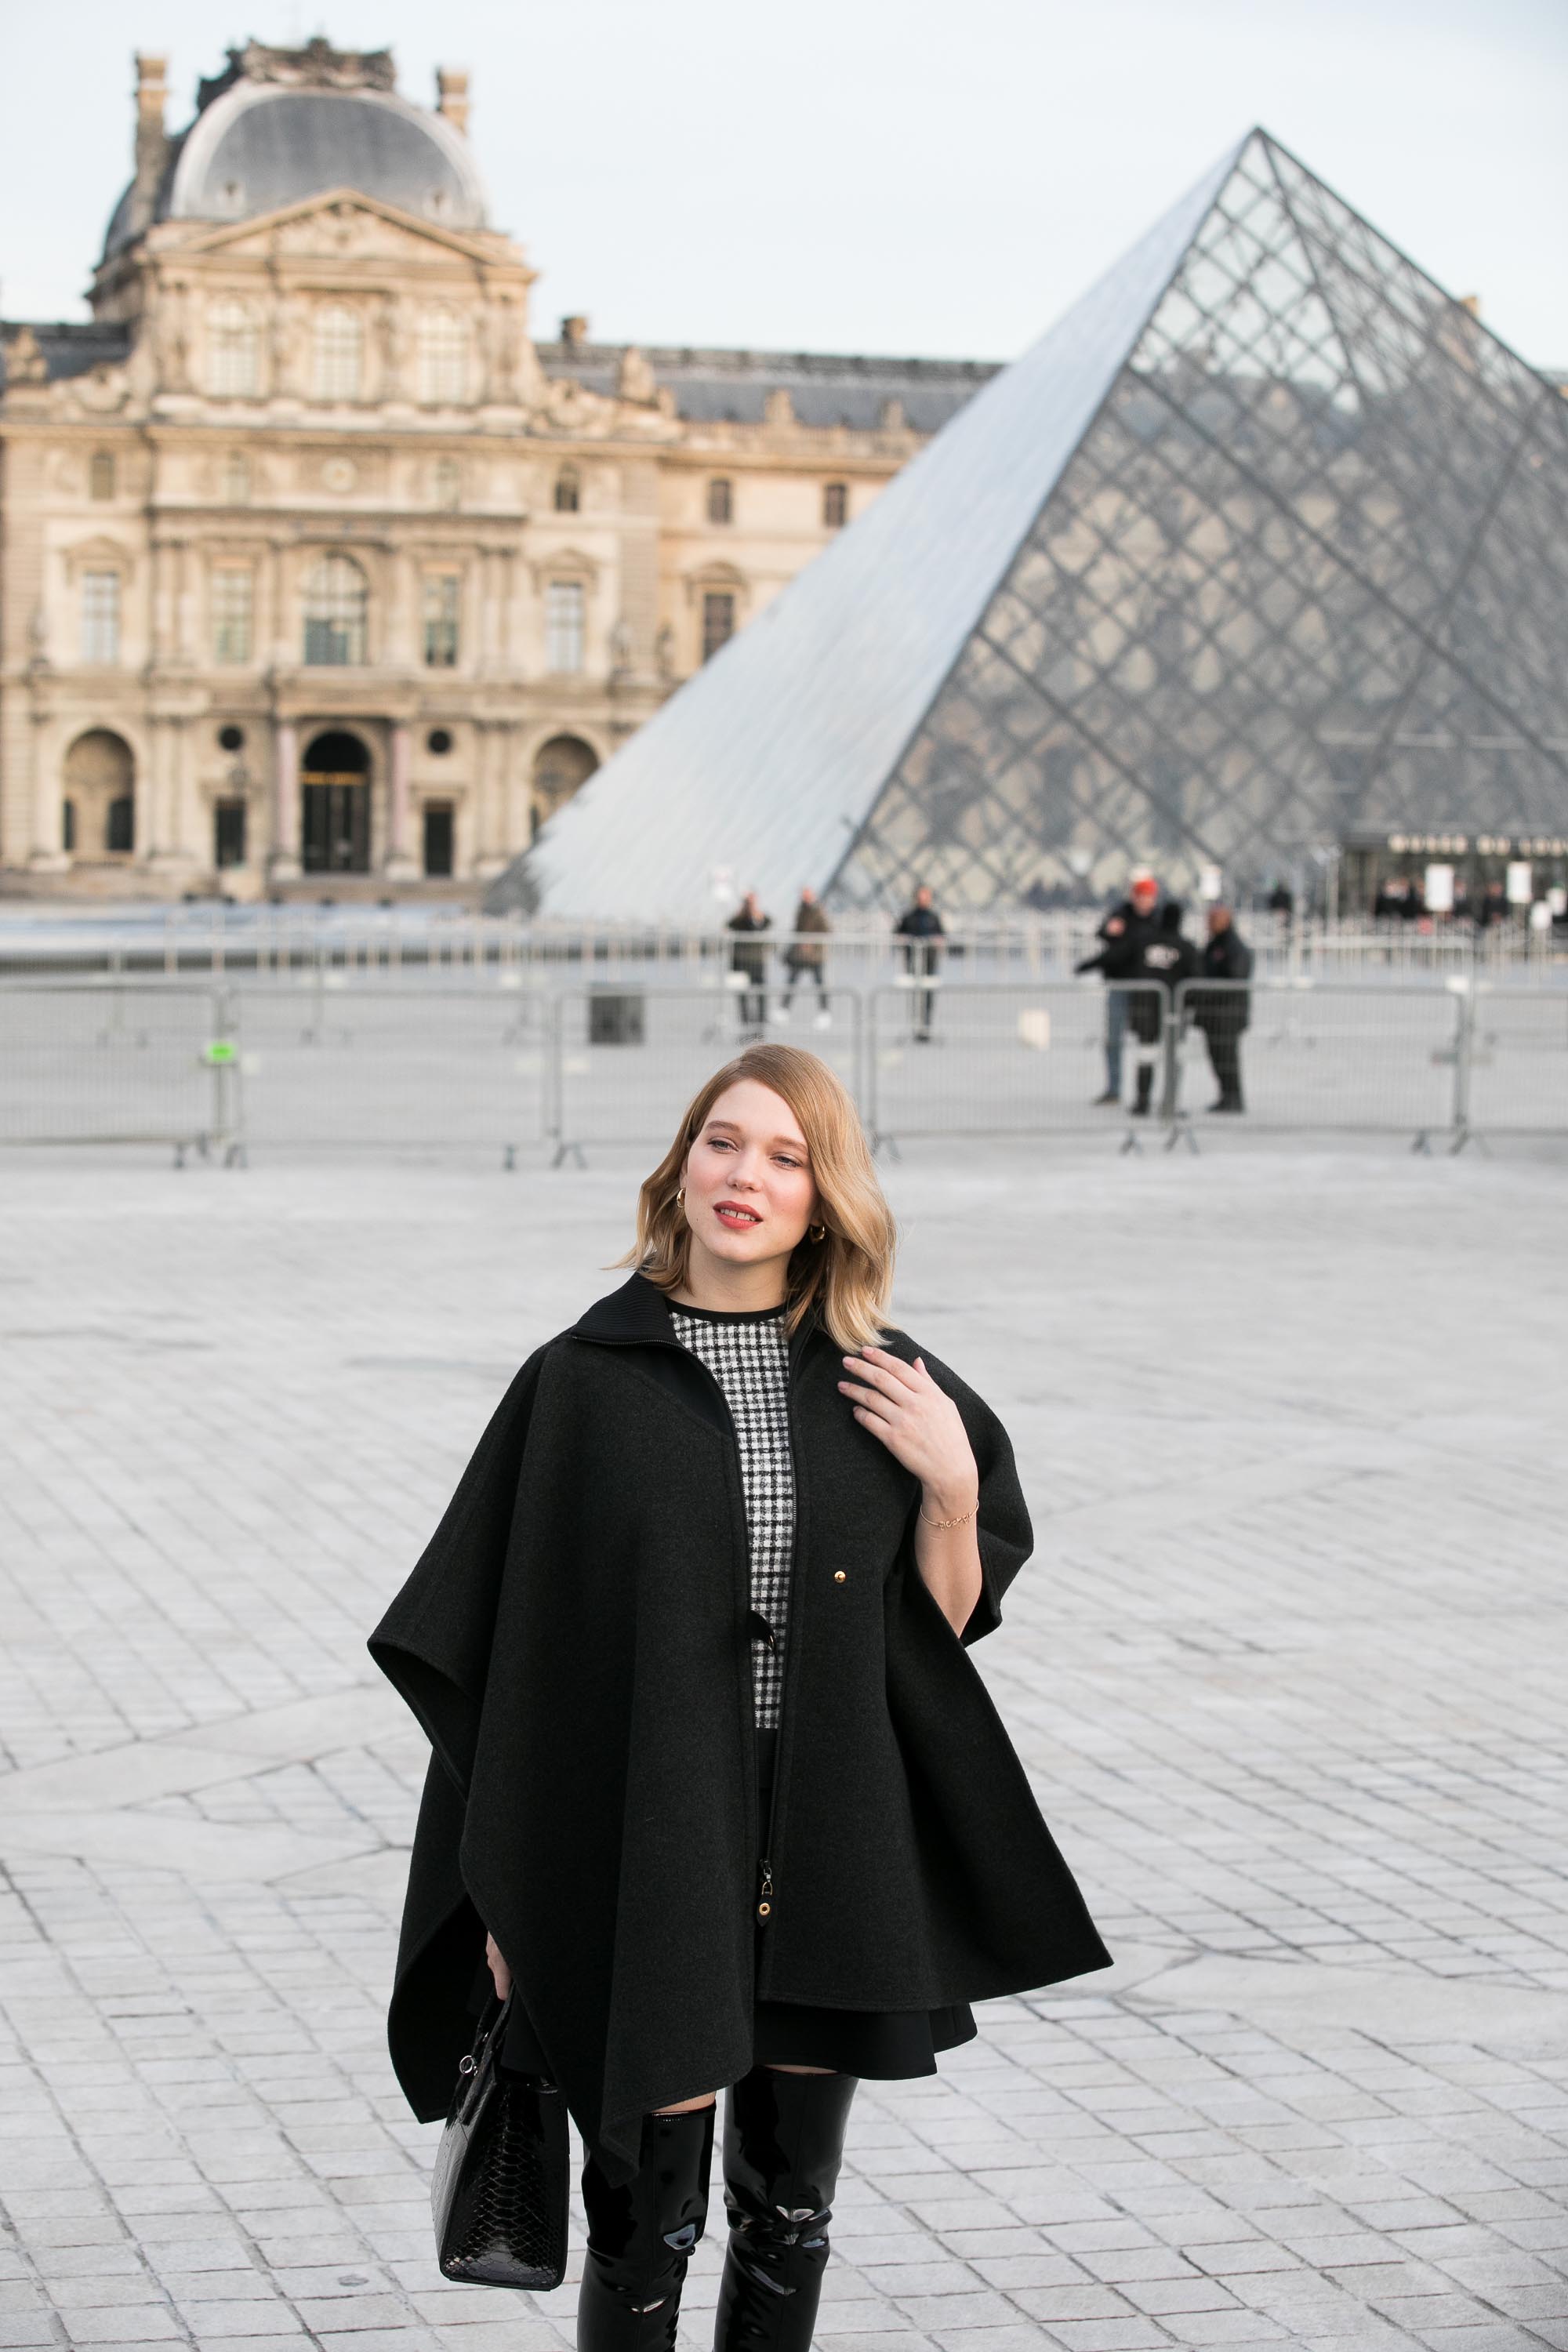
{"left": 301, "top": 729, "right": 371, "bottom": 873}
{"left": 423, "top": 802, "right": 455, "bottom": 877}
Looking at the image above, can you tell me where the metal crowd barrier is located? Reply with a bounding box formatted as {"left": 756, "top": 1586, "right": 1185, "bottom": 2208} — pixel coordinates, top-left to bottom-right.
{"left": 229, "top": 983, "right": 549, "bottom": 1163}
{"left": 1164, "top": 980, "right": 1465, "bottom": 1152}
{"left": 0, "top": 983, "right": 244, "bottom": 1164}
{"left": 864, "top": 981, "right": 1156, "bottom": 1149}
{"left": 3, "top": 974, "right": 1566, "bottom": 1162}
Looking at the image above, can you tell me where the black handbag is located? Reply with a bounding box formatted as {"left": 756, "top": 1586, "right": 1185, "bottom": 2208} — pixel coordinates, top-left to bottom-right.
{"left": 430, "top": 1994, "right": 569, "bottom": 2290}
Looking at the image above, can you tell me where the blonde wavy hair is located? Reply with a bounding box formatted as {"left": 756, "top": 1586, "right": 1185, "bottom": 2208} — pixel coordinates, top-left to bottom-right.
{"left": 619, "top": 1044, "right": 897, "bottom": 1352}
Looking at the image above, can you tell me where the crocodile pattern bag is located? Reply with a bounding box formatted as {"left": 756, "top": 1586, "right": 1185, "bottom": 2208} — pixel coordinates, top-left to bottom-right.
{"left": 430, "top": 1996, "right": 568, "bottom": 2290}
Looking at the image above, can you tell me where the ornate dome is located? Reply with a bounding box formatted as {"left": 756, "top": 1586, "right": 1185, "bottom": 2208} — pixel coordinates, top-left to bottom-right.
{"left": 103, "top": 41, "right": 487, "bottom": 258}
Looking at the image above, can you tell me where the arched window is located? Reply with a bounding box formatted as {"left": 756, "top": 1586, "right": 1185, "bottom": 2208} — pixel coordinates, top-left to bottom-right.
{"left": 89, "top": 451, "right": 116, "bottom": 502}
{"left": 822, "top": 481, "right": 848, "bottom": 528}
{"left": 532, "top": 734, "right": 599, "bottom": 827}
{"left": 209, "top": 300, "right": 260, "bottom": 396}
{"left": 64, "top": 728, "right": 135, "bottom": 855}
{"left": 702, "top": 590, "right": 736, "bottom": 662}
{"left": 301, "top": 554, "right": 368, "bottom": 665}
{"left": 554, "top": 465, "right": 581, "bottom": 514}
{"left": 418, "top": 309, "right": 467, "bottom": 403}
{"left": 707, "top": 476, "right": 733, "bottom": 525}
{"left": 313, "top": 305, "right": 363, "bottom": 401}
{"left": 223, "top": 451, "right": 252, "bottom": 504}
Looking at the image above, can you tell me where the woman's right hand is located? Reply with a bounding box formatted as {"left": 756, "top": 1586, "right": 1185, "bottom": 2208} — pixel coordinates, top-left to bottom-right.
{"left": 485, "top": 1931, "right": 512, "bottom": 2002}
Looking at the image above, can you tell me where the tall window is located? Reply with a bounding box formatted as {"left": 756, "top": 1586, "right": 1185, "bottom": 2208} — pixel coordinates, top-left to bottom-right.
{"left": 707, "top": 477, "right": 733, "bottom": 524}
{"left": 89, "top": 451, "right": 116, "bottom": 502}
{"left": 209, "top": 300, "right": 260, "bottom": 396}
{"left": 423, "top": 572, "right": 460, "bottom": 667}
{"left": 302, "top": 553, "right": 368, "bottom": 665}
{"left": 545, "top": 580, "right": 585, "bottom": 673}
{"left": 212, "top": 569, "right": 254, "bottom": 665}
{"left": 214, "top": 800, "right": 248, "bottom": 868}
{"left": 418, "top": 309, "right": 467, "bottom": 403}
{"left": 822, "top": 481, "right": 848, "bottom": 528}
{"left": 313, "top": 305, "right": 363, "bottom": 401}
{"left": 223, "top": 451, "right": 252, "bottom": 503}
{"left": 702, "top": 590, "right": 735, "bottom": 662}
{"left": 80, "top": 572, "right": 121, "bottom": 663}
{"left": 554, "top": 465, "right": 580, "bottom": 514}
{"left": 433, "top": 456, "right": 462, "bottom": 509}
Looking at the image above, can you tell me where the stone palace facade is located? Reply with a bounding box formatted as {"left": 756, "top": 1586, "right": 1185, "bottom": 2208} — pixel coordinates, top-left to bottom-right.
{"left": 0, "top": 39, "right": 993, "bottom": 896}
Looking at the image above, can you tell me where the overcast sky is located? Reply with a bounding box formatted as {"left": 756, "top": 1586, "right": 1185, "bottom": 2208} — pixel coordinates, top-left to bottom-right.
{"left": 4, "top": 0, "right": 1564, "bottom": 368}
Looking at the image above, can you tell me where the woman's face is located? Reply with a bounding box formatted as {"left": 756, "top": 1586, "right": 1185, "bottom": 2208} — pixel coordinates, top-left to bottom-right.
{"left": 681, "top": 1080, "right": 818, "bottom": 1274}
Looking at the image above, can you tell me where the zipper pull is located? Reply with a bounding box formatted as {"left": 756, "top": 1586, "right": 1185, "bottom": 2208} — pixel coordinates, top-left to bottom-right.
{"left": 757, "top": 1860, "right": 774, "bottom": 1923}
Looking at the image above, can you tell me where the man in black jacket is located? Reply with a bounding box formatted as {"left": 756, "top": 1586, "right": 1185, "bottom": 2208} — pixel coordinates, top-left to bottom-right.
{"left": 1124, "top": 900, "right": 1200, "bottom": 1116}
{"left": 895, "top": 884, "right": 946, "bottom": 1040}
{"left": 727, "top": 891, "right": 771, "bottom": 1037}
{"left": 1076, "top": 873, "right": 1159, "bottom": 1103}
{"left": 1189, "top": 905, "right": 1252, "bottom": 1112}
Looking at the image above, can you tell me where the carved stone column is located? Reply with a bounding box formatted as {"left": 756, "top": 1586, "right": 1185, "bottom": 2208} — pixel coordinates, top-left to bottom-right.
{"left": 27, "top": 695, "right": 68, "bottom": 871}
{"left": 270, "top": 717, "right": 300, "bottom": 880}
{"left": 384, "top": 717, "right": 416, "bottom": 879}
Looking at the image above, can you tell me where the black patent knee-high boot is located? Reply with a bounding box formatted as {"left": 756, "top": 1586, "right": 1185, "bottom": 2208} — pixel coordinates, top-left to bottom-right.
{"left": 714, "top": 2069, "right": 858, "bottom": 2350}
{"left": 578, "top": 2105, "right": 715, "bottom": 2352}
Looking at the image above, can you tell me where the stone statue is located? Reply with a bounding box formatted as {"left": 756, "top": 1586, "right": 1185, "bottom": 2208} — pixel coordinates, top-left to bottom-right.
{"left": 5, "top": 326, "right": 48, "bottom": 386}
{"left": 611, "top": 616, "right": 634, "bottom": 674}
{"left": 617, "top": 346, "right": 658, "bottom": 405}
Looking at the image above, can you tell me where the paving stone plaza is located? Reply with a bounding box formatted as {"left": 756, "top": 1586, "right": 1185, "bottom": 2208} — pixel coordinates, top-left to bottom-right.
{"left": 1, "top": 1142, "right": 1565, "bottom": 2352}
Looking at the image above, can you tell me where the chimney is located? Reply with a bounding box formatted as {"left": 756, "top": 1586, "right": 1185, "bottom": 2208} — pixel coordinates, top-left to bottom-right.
{"left": 128, "top": 53, "right": 169, "bottom": 238}
{"left": 435, "top": 67, "right": 470, "bottom": 135}
{"left": 560, "top": 314, "right": 589, "bottom": 354}
{"left": 1459, "top": 293, "right": 1481, "bottom": 318}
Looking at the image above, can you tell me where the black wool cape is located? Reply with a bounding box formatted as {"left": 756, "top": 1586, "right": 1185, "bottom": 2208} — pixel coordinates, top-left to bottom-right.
{"left": 368, "top": 1273, "right": 1110, "bottom": 2180}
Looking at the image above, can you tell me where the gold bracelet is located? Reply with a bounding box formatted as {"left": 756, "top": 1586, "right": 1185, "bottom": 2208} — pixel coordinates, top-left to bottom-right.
{"left": 920, "top": 1497, "right": 978, "bottom": 1530}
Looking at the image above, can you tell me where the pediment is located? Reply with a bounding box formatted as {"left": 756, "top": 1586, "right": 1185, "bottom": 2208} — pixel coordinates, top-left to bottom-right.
{"left": 176, "top": 188, "right": 521, "bottom": 269}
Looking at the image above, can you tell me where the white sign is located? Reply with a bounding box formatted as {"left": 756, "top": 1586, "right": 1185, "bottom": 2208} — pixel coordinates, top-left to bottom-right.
{"left": 1423, "top": 863, "right": 1454, "bottom": 914}
{"left": 1506, "top": 861, "right": 1533, "bottom": 905}
{"left": 1549, "top": 888, "right": 1567, "bottom": 918}
{"left": 1530, "top": 898, "right": 1552, "bottom": 932}
{"left": 1197, "top": 863, "right": 1223, "bottom": 903}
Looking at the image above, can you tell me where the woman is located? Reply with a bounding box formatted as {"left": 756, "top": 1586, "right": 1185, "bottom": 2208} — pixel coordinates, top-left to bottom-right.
{"left": 370, "top": 1044, "right": 1110, "bottom": 2351}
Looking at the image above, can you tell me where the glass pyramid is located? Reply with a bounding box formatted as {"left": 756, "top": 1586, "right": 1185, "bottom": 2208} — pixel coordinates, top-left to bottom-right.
{"left": 492, "top": 130, "right": 1568, "bottom": 921}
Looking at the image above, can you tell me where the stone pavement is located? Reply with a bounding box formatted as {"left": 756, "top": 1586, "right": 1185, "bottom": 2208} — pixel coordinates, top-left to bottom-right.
{"left": 1, "top": 1142, "right": 1565, "bottom": 2352}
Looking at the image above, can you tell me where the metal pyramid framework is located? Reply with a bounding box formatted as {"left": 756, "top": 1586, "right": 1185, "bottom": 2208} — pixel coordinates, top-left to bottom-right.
{"left": 493, "top": 130, "right": 1568, "bottom": 920}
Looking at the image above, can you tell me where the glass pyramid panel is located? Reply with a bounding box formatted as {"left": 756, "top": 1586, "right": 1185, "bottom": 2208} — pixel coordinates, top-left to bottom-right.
{"left": 831, "top": 130, "right": 1568, "bottom": 909}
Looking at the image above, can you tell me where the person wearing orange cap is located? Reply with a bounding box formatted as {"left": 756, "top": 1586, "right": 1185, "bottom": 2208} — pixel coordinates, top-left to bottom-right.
{"left": 1076, "top": 874, "right": 1160, "bottom": 1103}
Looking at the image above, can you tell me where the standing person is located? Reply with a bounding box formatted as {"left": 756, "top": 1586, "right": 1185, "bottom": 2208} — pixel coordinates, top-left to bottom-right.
{"left": 727, "top": 890, "right": 771, "bottom": 1037}
{"left": 779, "top": 887, "right": 833, "bottom": 1029}
{"left": 369, "top": 1044, "right": 1111, "bottom": 2352}
{"left": 1189, "top": 905, "right": 1253, "bottom": 1113}
{"left": 1076, "top": 873, "right": 1159, "bottom": 1104}
{"left": 1124, "top": 899, "right": 1200, "bottom": 1117}
{"left": 895, "top": 883, "right": 946, "bottom": 1040}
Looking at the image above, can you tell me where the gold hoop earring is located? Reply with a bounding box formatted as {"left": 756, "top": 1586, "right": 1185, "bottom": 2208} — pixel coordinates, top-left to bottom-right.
{"left": 808, "top": 1222, "right": 827, "bottom": 1243}
{"left": 675, "top": 1187, "right": 686, "bottom": 1209}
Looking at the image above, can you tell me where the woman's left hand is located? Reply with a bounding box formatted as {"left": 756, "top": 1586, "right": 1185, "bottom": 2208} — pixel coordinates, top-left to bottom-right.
{"left": 839, "top": 1348, "right": 978, "bottom": 1515}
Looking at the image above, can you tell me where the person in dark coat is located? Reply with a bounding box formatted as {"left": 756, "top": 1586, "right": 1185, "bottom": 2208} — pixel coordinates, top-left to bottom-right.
{"left": 1189, "top": 906, "right": 1253, "bottom": 1112}
{"left": 369, "top": 1042, "right": 1110, "bottom": 2352}
{"left": 1076, "top": 874, "right": 1159, "bottom": 1102}
{"left": 779, "top": 887, "right": 832, "bottom": 1027}
{"left": 894, "top": 884, "right": 946, "bottom": 1039}
{"left": 727, "top": 891, "right": 771, "bottom": 1036}
{"left": 1123, "top": 899, "right": 1200, "bottom": 1116}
